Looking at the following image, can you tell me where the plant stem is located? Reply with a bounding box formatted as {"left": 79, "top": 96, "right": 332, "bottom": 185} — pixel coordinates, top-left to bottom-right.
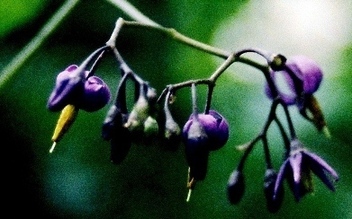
{"left": 0, "top": 0, "right": 80, "bottom": 92}
{"left": 106, "top": 0, "right": 160, "bottom": 27}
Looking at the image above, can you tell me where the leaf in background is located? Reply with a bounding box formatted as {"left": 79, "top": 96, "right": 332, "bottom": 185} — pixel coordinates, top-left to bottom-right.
{"left": 0, "top": 0, "right": 48, "bottom": 38}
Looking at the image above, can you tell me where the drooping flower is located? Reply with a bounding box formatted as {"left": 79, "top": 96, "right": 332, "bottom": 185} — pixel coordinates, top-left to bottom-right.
{"left": 183, "top": 110, "right": 229, "bottom": 151}
{"left": 273, "top": 139, "right": 339, "bottom": 202}
{"left": 47, "top": 64, "right": 110, "bottom": 112}
{"left": 265, "top": 55, "right": 323, "bottom": 106}
{"left": 183, "top": 115, "right": 210, "bottom": 181}
{"left": 78, "top": 75, "right": 111, "bottom": 112}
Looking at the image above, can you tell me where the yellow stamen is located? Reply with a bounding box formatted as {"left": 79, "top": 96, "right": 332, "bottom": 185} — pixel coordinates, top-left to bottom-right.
{"left": 50, "top": 104, "right": 78, "bottom": 153}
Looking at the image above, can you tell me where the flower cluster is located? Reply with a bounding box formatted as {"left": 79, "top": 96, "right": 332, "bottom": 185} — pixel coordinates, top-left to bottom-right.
{"left": 46, "top": 18, "right": 339, "bottom": 213}
{"left": 226, "top": 54, "right": 339, "bottom": 212}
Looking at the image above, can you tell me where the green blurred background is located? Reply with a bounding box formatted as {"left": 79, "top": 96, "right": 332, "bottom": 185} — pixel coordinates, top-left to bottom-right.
{"left": 1, "top": 0, "right": 351, "bottom": 218}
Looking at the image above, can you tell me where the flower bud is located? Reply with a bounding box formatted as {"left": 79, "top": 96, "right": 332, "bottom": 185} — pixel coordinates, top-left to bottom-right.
{"left": 124, "top": 92, "right": 150, "bottom": 132}
{"left": 185, "top": 110, "right": 229, "bottom": 151}
{"left": 101, "top": 105, "right": 131, "bottom": 164}
{"left": 227, "top": 169, "right": 245, "bottom": 204}
{"left": 143, "top": 116, "right": 159, "bottom": 137}
{"left": 183, "top": 117, "right": 210, "bottom": 180}
{"left": 265, "top": 55, "right": 323, "bottom": 105}
{"left": 264, "top": 169, "right": 284, "bottom": 213}
{"left": 102, "top": 105, "right": 122, "bottom": 140}
{"left": 165, "top": 116, "right": 181, "bottom": 141}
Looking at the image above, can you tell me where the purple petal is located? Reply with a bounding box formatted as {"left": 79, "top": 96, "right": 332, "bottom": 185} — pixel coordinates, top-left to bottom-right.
{"left": 273, "top": 159, "right": 289, "bottom": 200}
{"left": 310, "top": 161, "right": 336, "bottom": 191}
{"left": 304, "top": 151, "right": 339, "bottom": 180}
{"left": 289, "top": 152, "right": 303, "bottom": 201}
{"left": 289, "top": 152, "right": 302, "bottom": 183}
{"left": 304, "top": 151, "right": 339, "bottom": 191}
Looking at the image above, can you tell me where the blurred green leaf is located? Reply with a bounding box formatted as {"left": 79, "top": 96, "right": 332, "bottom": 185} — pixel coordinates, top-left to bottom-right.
{"left": 0, "top": 0, "right": 48, "bottom": 38}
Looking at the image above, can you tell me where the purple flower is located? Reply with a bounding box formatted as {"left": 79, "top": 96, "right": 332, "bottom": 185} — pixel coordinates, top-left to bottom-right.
{"left": 182, "top": 110, "right": 229, "bottom": 181}
{"left": 265, "top": 55, "right": 323, "bottom": 106}
{"left": 48, "top": 65, "right": 111, "bottom": 112}
{"left": 47, "top": 65, "right": 84, "bottom": 111}
{"left": 183, "top": 116, "right": 210, "bottom": 180}
{"left": 183, "top": 110, "right": 229, "bottom": 151}
{"left": 78, "top": 75, "right": 111, "bottom": 112}
{"left": 273, "top": 139, "right": 339, "bottom": 202}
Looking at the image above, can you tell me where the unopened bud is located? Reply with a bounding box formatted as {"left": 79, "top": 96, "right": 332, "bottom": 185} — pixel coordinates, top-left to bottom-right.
{"left": 143, "top": 116, "right": 159, "bottom": 137}
{"left": 227, "top": 169, "right": 245, "bottom": 205}
{"left": 264, "top": 169, "right": 284, "bottom": 213}
{"left": 124, "top": 94, "right": 150, "bottom": 131}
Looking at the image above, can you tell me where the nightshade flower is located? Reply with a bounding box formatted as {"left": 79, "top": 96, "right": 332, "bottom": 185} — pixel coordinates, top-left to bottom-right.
{"left": 183, "top": 110, "right": 229, "bottom": 151}
{"left": 47, "top": 65, "right": 84, "bottom": 111}
{"left": 48, "top": 64, "right": 110, "bottom": 112}
{"left": 79, "top": 75, "right": 111, "bottom": 112}
{"left": 265, "top": 55, "right": 323, "bottom": 106}
{"left": 182, "top": 110, "right": 229, "bottom": 181}
{"left": 183, "top": 115, "right": 209, "bottom": 180}
{"left": 273, "top": 139, "right": 339, "bottom": 202}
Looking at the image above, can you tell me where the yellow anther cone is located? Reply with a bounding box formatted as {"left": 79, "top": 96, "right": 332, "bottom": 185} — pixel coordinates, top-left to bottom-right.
{"left": 49, "top": 104, "right": 78, "bottom": 153}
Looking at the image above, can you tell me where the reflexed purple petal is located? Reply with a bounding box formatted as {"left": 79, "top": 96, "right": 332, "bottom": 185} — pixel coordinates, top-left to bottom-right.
{"left": 289, "top": 152, "right": 302, "bottom": 183}
{"left": 79, "top": 75, "right": 111, "bottom": 112}
{"left": 183, "top": 118, "right": 210, "bottom": 180}
{"left": 205, "top": 110, "right": 229, "bottom": 150}
{"left": 309, "top": 160, "right": 336, "bottom": 191}
{"left": 289, "top": 152, "right": 303, "bottom": 201}
{"left": 304, "top": 151, "right": 339, "bottom": 180}
{"left": 304, "top": 151, "right": 339, "bottom": 191}
{"left": 273, "top": 159, "right": 289, "bottom": 200}
{"left": 47, "top": 65, "right": 84, "bottom": 111}
{"left": 47, "top": 74, "right": 83, "bottom": 111}
{"left": 264, "top": 55, "right": 323, "bottom": 106}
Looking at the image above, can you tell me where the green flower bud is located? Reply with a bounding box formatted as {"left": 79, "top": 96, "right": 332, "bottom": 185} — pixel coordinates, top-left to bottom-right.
{"left": 143, "top": 116, "right": 159, "bottom": 137}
